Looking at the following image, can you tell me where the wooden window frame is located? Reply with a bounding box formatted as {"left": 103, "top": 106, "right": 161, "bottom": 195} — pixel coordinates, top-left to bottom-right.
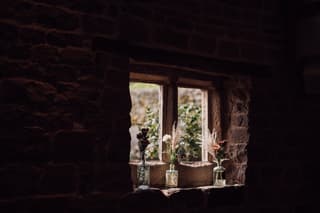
{"left": 129, "top": 68, "right": 220, "bottom": 163}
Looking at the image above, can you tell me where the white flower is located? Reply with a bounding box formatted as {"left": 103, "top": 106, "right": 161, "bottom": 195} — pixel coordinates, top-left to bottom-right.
{"left": 162, "top": 134, "right": 172, "bottom": 143}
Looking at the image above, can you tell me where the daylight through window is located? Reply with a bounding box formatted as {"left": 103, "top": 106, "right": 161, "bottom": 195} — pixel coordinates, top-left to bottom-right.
{"left": 129, "top": 72, "right": 211, "bottom": 163}
{"left": 129, "top": 82, "right": 162, "bottom": 161}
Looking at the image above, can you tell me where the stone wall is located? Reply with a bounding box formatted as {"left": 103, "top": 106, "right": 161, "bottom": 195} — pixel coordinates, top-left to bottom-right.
{"left": 1, "top": 0, "right": 316, "bottom": 212}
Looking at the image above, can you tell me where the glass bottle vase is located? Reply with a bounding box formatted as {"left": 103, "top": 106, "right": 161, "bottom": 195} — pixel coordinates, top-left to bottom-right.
{"left": 213, "top": 159, "right": 226, "bottom": 187}
{"left": 137, "top": 160, "right": 150, "bottom": 189}
{"left": 136, "top": 150, "right": 150, "bottom": 189}
{"left": 165, "top": 163, "right": 178, "bottom": 188}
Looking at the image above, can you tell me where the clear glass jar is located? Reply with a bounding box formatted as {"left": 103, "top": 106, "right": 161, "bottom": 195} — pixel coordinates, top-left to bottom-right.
{"left": 213, "top": 159, "right": 226, "bottom": 187}
{"left": 137, "top": 162, "right": 150, "bottom": 189}
{"left": 165, "top": 163, "right": 178, "bottom": 188}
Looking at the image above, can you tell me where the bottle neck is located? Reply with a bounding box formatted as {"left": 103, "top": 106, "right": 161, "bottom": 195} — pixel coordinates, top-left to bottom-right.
{"left": 169, "top": 163, "right": 175, "bottom": 170}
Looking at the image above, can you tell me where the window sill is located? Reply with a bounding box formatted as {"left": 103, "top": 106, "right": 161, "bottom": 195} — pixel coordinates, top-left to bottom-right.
{"left": 129, "top": 161, "right": 217, "bottom": 188}
{"left": 160, "top": 184, "right": 244, "bottom": 196}
{"left": 120, "top": 184, "right": 246, "bottom": 210}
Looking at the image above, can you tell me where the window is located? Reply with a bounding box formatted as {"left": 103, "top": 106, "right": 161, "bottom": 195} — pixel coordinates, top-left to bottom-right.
{"left": 177, "top": 87, "right": 208, "bottom": 162}
{"left": 128, "top": 61, "right": 250, "bottom": 188}
{"left": 129, "top": 73, "right": 212, "bottom": 163}
{"left": 129, "top": 82, "right": 162, "bottom": 161}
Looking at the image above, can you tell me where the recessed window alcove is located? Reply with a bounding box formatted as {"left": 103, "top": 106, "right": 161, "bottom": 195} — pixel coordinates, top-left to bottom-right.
{"left": 127, "top": 48, "right": 253, "bottom": 191}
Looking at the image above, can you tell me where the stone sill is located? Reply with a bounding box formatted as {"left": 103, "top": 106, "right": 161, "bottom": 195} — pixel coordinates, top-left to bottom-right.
{"left": 129, "top": 160, "right": 212, "bottom": 167}
{"left": 120, "top": 185, "right": 246, "bottom": 210}
{"left": 159, "top": 184, "right": 244, "bottom": 197}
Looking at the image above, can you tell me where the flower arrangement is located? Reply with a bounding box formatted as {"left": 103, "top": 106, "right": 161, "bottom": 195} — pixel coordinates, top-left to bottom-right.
{"left": 207, "top": 128, "right": 228, "bottom": 164}
{"left": 136, "top": 128, "right": 151, "bottom": 188}
{"left": 136, "top": 128, "right": 150, "bottom": 162}
{"left": 162, "top": 123, "right": 180, "bottom": 165}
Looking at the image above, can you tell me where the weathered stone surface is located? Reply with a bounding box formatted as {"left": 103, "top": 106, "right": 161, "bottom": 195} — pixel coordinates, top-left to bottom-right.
{"left": 0, "top": 165, "right": 41, "bottom": 198}
{"left": 0, "top": 78, "right": 57, "bottom": 106}
{"left": 231, "top": 88, "right": 250, "bottom": 103}
{"left": 229, "top": 128, "right": 249, "bottom": 144}
{"left": 228, "top": 143, "right": 248, "bottom": 163}
{"left": 24, "top": 194, "right": 75, "bottom": 213}
{"left": 225, "top": 163, "right": 247, "bottom": 185}
{"left": 0, "top": 22, "right": 18, "bottom": 42}
{"left": 152, "top": 26, "right": 189, "bottom": 49}
{"left": 31, "top": 44, "right": 59, "bottom": 63}
{"left": 218, "top": 40, "right": 240, "bottom": 58}
{"left": 233, "top": 101, "right": 249, "bottom": 114}
{"left": 169, "top": 189, "right": 205, "bottom": 209}
{"left": 34, "top": 4, "right": 79, "bottom": 30}
{"left": 0, "top": 41, "right": 31, "bottom": 60}
{"left": 207, "top": 186, "right": 245, "bottom": 207}
{"left": 94, "top": 162, "right": 132, "bottom": 193}
{"left": 0, "top": 0, "right": 35, "bottom": 24}
{"left": 47, "top": 31, "right": 83, "bottom": 47}
{"left": 60, "top": 47, "right": 94, "bottom": 66}
{"left": 38, "top": 164, "right": 77, "bottom": 194}
{"left": 19, "top": 27, "right": 46, "bottom": 45}
{"left": 231, "top": 114, "right": 249, "bottom": 127}
{"left": 189, "top": 35, "right": 216, "bottom": 54}
{"left": 120, "top": 15, "right": 149, "bottom": 43}
{"left": 53, "top": 129, "right": 95, "bottom": 162}
{"left": 120, "top": 189, "right": 169, "bottom": 210}
{"left": 82, "top": 15, "right": 115, "bottom": 35}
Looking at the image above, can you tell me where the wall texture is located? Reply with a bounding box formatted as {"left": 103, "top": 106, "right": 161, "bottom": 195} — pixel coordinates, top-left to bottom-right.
{"left": 0, "top": 0, "right": 318, "bottom": 212}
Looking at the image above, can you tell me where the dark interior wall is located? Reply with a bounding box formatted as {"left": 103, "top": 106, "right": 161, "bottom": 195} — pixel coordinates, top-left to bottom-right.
{"left": 0, "top": 0, "right": 317, "bottom": 212}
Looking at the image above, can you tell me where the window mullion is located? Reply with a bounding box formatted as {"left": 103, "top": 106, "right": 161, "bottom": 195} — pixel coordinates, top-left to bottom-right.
{"left": 202, "top": 90, "right": 209, "bottom": 162}
{"left": 162, "top": 78, "right": 177, "bottom": 162}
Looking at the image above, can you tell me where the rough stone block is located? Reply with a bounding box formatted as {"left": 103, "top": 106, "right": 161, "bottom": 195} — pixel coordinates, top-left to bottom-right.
{"left": 169, "top": 189, "right": 205, "bottom": 209}
{"left": 152, "top": 26, "right": 188, "bottom": 49}
{"left": 47, "top": 31, "right": 83, "bottom": 47}
{"left": 217, "top": 40, "right": 240, "bottom": 58}
{"left": 231, "top": 114, "right": 248, "bottom": 127}
{"left": 34, "top": 5, "right": 79, "bottom": 30}
{"left": 19, "top": 27, "right": 45, "bottom": 45}
{"left": 82, "top": 15, "right": 115, "bottom": 35}
{"left": 31, "top": 44, "right": 59, "bottom": 63}
{"left": 207, "top": 186, "right": 245, "bottom": 207}
{"left": 53, "top": 129, "right": 95, "bottom": 162}
{"left": 0, "top": 41, "right": 31, "bottom": 60}
{"left": 24, "top": 194, "right": 75, "bottom": 213}
{"left": 0, "top": 165, "right": 41, "bottom": 198}
{"left": 38, "top": 164, "right": 77, "bottom": 194}
{"left": 120, "top": 15, "right": 149, "bottom": 43}
{"left": 120, "top": 189, "right": 169, "bottom": 210}
{"left": 0, "top": 0, "right": 35, "bottom": 24}
{"left": 0, "top": 22, "right": 18, "bottom": 42}
{"left": 0, "top": 78, "right": 57, "bottom": 105}
{"left": 0, "top": 126, "right": 50, "bottom": 162}
{"left": 189, "top": 35, "right": 216, "bottom": 54}
{"left": 229, "top": 128, "right": 249, "bottom": 144}
{"left": 241, "top": 43, "right": 265, "bottom": 62}
{"left": 233, "top": 101, "right": 249, "bottom": 114}
{"left": 60, "top": 47, "right": 94, "bottom": 66}
{"left": 228, "top": 143, "right": 248, "bottom": 163}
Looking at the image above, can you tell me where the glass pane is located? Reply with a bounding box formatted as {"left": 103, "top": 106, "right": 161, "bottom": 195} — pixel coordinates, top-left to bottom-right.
{"left": 178, "top": 87, "right": 203, "bottom": 161}
{"left": 129, "top": 82, "right": 161, "bottom": 161}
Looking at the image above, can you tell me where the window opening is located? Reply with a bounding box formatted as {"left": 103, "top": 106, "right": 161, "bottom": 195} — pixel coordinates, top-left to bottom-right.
{"left": 177, "top": 87, "right": 208, "bottom": 162}
{"left": 129, "top": 82, "right": 162, "bottom": 161}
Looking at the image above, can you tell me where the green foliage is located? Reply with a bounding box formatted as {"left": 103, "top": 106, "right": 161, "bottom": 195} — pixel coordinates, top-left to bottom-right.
{"left": 178, "top": 103, "right": 202, "bottom": 161}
